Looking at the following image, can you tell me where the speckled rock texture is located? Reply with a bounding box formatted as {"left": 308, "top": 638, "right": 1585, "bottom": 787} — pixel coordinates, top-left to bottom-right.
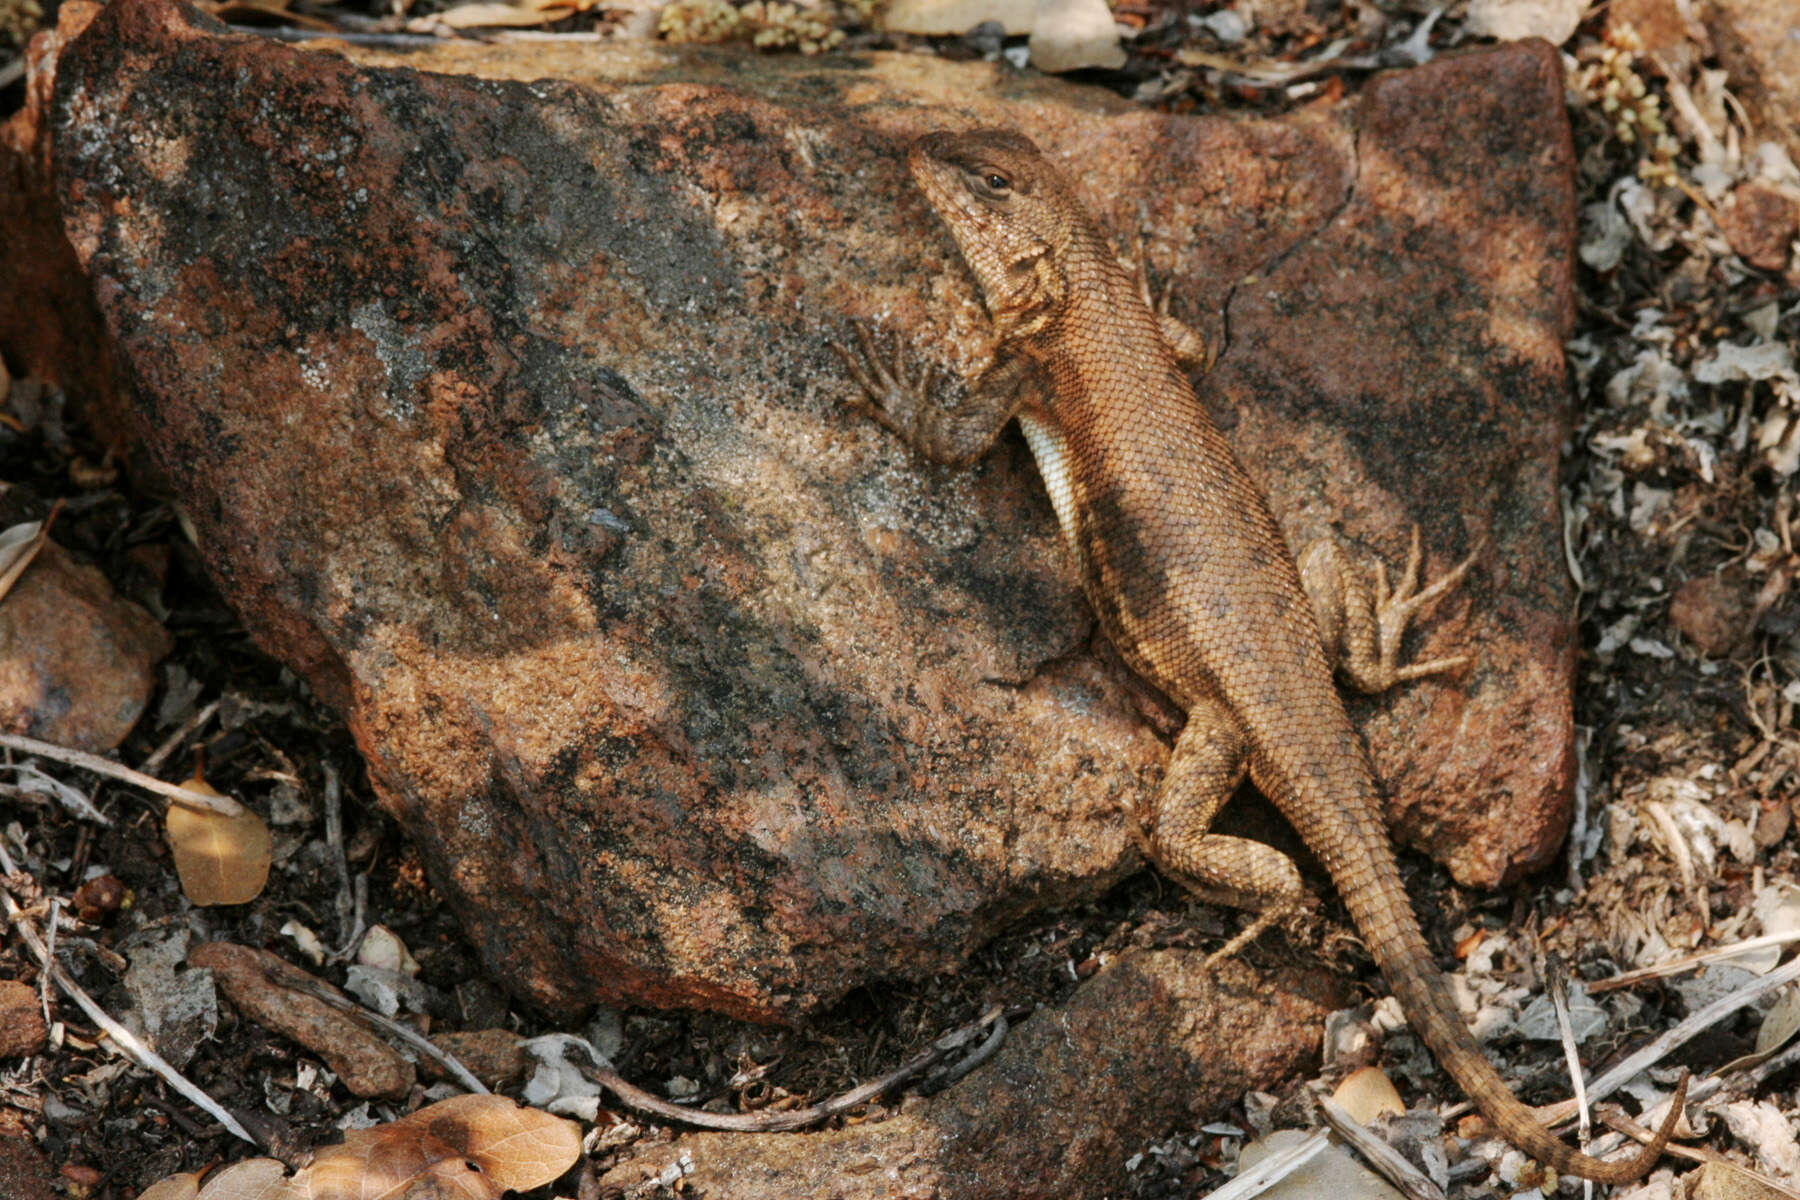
{"left": 32, "top": 0, "right": 1580, "bottom": 1019}
{"left": 0, "top": 542, "right": 172, "bottom": 752}
{"left": 599, "top": 953, "right": 1340, "bottom": 1199}
{"left": 1708, "top": 0, "right": 1800, "bottom": 166}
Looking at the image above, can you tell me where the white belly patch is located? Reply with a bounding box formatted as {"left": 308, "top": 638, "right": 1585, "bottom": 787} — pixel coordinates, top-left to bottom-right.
{"left": 1017, "top": 414, "right": 1081, "bottom": 549}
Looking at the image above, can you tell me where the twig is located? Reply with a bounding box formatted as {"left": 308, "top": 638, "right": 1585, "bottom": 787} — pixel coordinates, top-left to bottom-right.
{"left": 1543, "top": 957, "right": 1597, "bottom": 1165}
{"left": 917, "top": 1012, "right": 1007, "bottom": 1094}
{"left": 0, "top": 843, "right": 259, "bottom": 1146}
{"left": 229, "top": 23, "right": 448, "bottom": 45}
{"left": 320, "top": 763, "right": 357, "bottom": 953}
{"left": 40, "top": 898, "right": 58, "bottom": 1030}
{"left": 581, "top": 1006, "right": 1008, "bottom": 1132}
{"left": 272, "top": 969, "right": 488, "bottom": 1095}
{"left": 1317, "top": 1097, "right": 1444, "bottom": 1200}
{"left": 139, "top": 699, "right": 222, "bottom": 777}
{"left": 0, "top": 733, "right": 247, "bottom": 817}
{"left": 1202, "top": 1128, "right": 1331, "bottom": 1199}
{"left": 1586, "top": 931, "right": 1800, "bottom": 994}
{"left": 1535, "top": 953, "right": 1800, "bottom": 1132}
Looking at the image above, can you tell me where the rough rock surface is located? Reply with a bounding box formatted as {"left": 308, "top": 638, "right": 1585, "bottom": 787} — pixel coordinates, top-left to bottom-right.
{"left": 599, "top": 954, "right": 1339, "bottom": 1199}
{"left": 0, "top": 980, "right": 49, "bottom": 1059}
{"left": 0, "top": 541, "right": 172, "bottom": 752}
{"left": 1708, "top": 0, "right": 1800, "bottom": 165}
{"left": 39, "top": 0, "right": 1579, "bottom": 1018}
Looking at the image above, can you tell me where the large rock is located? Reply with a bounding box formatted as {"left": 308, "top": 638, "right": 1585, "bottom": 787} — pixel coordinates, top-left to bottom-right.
{"left": 599, "top": 953, "right": 1340, "bottom": 1199}
{"left": 34, "top": 0, "right": 1579, "bottom": 1018}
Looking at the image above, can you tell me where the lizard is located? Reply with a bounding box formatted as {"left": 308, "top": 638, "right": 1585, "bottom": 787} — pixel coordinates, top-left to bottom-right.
{"left": 834, "top": 127, "right": 1687, "bottom": 1183}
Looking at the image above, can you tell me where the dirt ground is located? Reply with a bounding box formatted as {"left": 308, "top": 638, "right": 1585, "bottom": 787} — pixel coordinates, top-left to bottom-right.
{"left": 3, "top": 1, "right": 1798, "bottom": 1197}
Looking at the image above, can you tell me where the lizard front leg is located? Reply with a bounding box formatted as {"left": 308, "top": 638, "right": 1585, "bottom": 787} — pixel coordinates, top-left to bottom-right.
{"left": 1139, "top": 693, "right": 1308, "bottom": 964}
{"left": 1131, "top": 258, "right": 1213, "bottom": 375}
{"left": 1299, "top": 525, "right": 1481, "bottom": 695}
{"left": 832, "top": 324, "right": 1039, "bottom": 466}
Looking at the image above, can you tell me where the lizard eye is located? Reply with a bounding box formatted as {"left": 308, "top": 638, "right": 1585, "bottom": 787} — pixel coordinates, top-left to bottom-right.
{"left": 983, "top": 173, "right": 1010, "bottom": 192}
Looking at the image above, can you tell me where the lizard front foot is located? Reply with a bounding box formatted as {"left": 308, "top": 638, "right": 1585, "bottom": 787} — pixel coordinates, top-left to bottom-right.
{"left": 1130, "top": 256, "right": 1213, "bottom": 374}
{"left": 831, "top": 322, "right": 943, "bottom": 451}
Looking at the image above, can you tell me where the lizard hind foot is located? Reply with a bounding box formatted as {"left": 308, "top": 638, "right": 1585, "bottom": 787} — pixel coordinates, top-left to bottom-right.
{"left": 1200, "top": 899, "right": 1303, "bottom": 972}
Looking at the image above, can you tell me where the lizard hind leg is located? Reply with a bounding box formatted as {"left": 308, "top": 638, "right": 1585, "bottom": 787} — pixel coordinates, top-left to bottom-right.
{"left": 1297, "top": 525, "right": 1483, "bottom": 695}
{"left": 1139, "top": 695, "right": 1309, "bottom": 967}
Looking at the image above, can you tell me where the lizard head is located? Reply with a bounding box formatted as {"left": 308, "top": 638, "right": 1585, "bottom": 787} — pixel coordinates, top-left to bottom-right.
{"left": 907, "top": 129, "right": 1072, "bottom": 333}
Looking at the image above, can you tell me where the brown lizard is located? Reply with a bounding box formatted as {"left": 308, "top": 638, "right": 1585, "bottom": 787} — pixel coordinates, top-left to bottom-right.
{"left": 836, "top": 128, "right": 1687, "bottom": 1183}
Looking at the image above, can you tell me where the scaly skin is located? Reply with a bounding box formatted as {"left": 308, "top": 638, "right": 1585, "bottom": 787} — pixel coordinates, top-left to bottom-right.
{"left": 836, "top": 128, "right": 1686, "bottom": 1183}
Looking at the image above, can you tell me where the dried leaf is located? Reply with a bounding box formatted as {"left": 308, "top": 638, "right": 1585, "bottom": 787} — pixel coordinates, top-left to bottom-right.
{"left": 1691, "top": 1158, "right": 1800, "bottom": 1200}
{"left": 410, "top": 0, "right": 589, "bottom": 29}
{"left": 0, "top": 516, "right": 51, "bottom": 605}
{"left": 166, "top": 773, "right": 272, "bottom": 905}
{"left": 305, "top": 1095, "right": 582, "bottom": 1198}
{"left": 195, "top": 1159, "right": 295, "bottom": 1200}
{"left": 138, "top": 1174, "right": 204, "bottom": 1200}
{"left": 135, "top": 1100, "right": 578, "bottom": 1200}
{"left": 1754, "top": 986, "right": 1800, "bottom": 1057}
{"left": 1330, "top": 1066, "right": 1405, "bottom": 1124}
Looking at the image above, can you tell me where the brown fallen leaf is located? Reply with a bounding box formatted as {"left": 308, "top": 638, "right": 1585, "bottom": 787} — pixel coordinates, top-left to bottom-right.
{"left": 137, "top": 1174, "right": 203, "bottom": 1200}
{"left": 192, "top": 0, "right": 340, "bottom": 30}
{"left": 407, "top": 0, "right": 594, "bottom": 29}
{"left": 0, "top": 500, "right": 61, "bottom": 605}
{"left": 137, "top": 1097, "right": 581, "bottom": 1200}
{"left": 165, "top": 771, "right": 271, "bottom": 906}
{"left": 1330, "top": 1065, "right": 1406, "bottom": 1125}
{"left": 308, "top": 1094, "right": 583, "bottom": 1197}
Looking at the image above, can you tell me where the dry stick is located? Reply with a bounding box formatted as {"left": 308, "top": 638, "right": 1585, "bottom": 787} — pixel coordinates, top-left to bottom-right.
{"left": 320, "top": 763, "right": 360, "bottom": 959}
{"left": 1316, "top": 1097, "right": 1444, "bottom": 1200}
{"left": 1542, "top": 956, "right": 1598, "bottom": 1170}
{"left": 138, "top": 698, "right": 222, "bottom": 778}
{"left": 0, "top": 844, "right": 260, "bottom": 1146}
{"left": 0, "top": 733, "right": 247, "bottom": 817}
{"left": 1202, "top": 1129, "right": 1332, "bottom": 1200}
{"left": 1533, "top": 953, "right": 1800, "bottom": 1147}
{"left": 1587, "top": 931, "right": 1800, "bottom": 994}
{"left": 274, "top": 970, "right": 488, "bottom": 1095}
{"left": 582, "top": 1006, "right": 1008, "bottom": 1133}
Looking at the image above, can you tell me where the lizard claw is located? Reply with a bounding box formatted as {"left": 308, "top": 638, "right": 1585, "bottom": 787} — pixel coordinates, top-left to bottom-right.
{"left": 1373, "top": 526, "right": 1484, "bottom": 684}
{"left": 832, "top": 322, "right": 938, "bottom": 444}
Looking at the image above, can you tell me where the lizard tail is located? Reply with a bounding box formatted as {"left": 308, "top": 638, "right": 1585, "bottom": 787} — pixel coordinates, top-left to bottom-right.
{"left": 1355, "top": 884, "right": 1688, "bottom": 1183}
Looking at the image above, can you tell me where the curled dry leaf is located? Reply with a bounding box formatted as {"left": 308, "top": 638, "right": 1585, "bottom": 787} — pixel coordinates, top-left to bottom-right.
{"left": 1330, "top": 1065, "right": 1406, "bottom": 1124}
{"left": 1754, "top": 985, "right": 1800, "bottom": 1057}
{"left": 136, "top": 1172, "right": 203, "bottom": 1200}
{"left": 139, "top": 1097, "right": 582, "bottom": 1200}
{"left": 0, "top": 515, "right": 52, "bottom": 605}
{"left": 165, "top": 772, "right": 272, "bottom": 905}
{"left": 408, "top": 0, "right": 593, "bottom": 29}
{"left": 309, "top": 1094, "right": 582, "bottom": 1197}
{"left": 195, "top": 1159, "right": 291, "bottom": 1200}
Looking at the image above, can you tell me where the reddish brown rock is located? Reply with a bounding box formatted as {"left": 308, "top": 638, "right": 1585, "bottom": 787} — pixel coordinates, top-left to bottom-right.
{"left": 0, "top": 1130, "right": 56, "bottom": 1200}
{"left": 0, "top": 1, "right": 128, "bottom": 441}
{"left": 1669, "top": 572, "right": 1752, "bottom": 657}
{"left": 42, "top": 0, "right": 1580, "bottom": 1018}
{"left": 425, "top": 1028, "right": 531, "bottom": 1089}
{"left": 0, "top": 980, "right": 48, "bottom": 1059}
{"left": 1716, "top": 181, "right": 1800, "bottom": 273}
{"left": 189, "top": 941, "right": 415, "bottom": 1099}
{"left": 1709, "top": 0, "right": 1800, "bottom": 164}
{"left": 600, "top": 953, "right": 1339, "bottom": 1199}
{"left": 0, "top": 541, "right": 171, "bottom": 752}
{"left": 1606, "top": 0, "right": 1707, "bottom": 81}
